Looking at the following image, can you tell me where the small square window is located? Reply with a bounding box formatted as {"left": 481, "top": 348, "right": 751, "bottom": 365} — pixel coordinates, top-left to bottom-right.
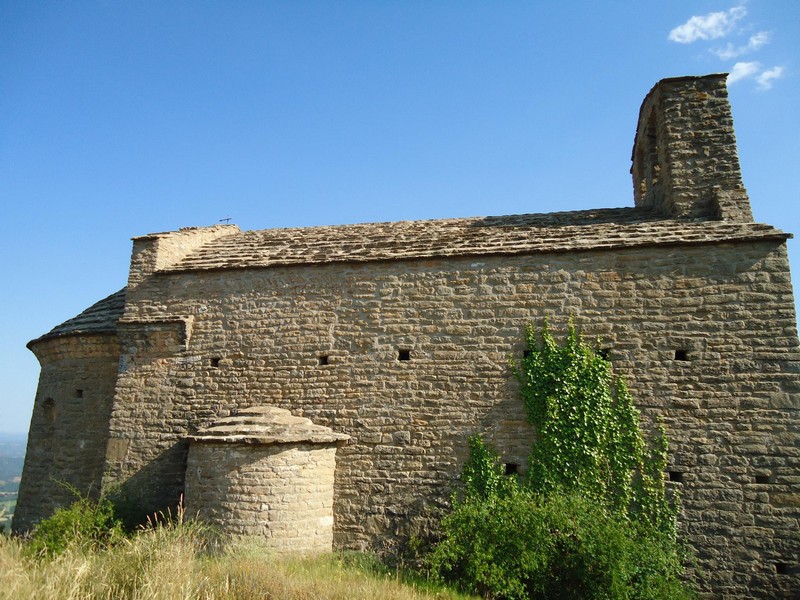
{"left": 674, "top": 349, "right": 689, "bottom": 361}
{"left": 398, "top": 349, "right": 411, "bottom": 361}
{"left": 755, "top": 474, "right": 771, "bottom": 484}
{"left": 522, "top": 349, "right": 532, "bottom": 358}
{"left": 669, "top": 471, "right": 684, "bottom": 483}
{"left": 75, "top": 389, "right": 84, "bottom": 398}
{"left": 775, "top": 563, "right": 789, "bottom": 575}
{"left": 504, "top": 463, "right": 519, "bottom": 476}
{"left": 319, "top": 355, "right": 329, "bottom": 366}
{"left": 210, "top": 357, "right": 221, "bottom": 368}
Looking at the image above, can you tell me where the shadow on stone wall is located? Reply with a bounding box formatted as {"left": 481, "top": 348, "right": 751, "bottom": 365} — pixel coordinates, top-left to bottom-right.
{"left": 107, "top": 440, "right": 189, "bottom": 529}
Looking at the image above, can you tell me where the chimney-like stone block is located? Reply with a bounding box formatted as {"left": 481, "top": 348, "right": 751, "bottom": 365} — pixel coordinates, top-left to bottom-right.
{"left": 126, "top": 224, "right": 238, "bottom": 290}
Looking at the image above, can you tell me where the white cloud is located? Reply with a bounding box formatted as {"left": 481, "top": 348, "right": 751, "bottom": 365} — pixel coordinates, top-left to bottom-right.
{"left": 748, "top": 31, "right": 771, "bottom": 51}
{"left": 669, "top": 5, "right": 747, "bottom": 44}
{"left": 712, "top": 31, "right": 771, "bottom": 59}
{"left": 727, "top": 61, "right": 760, "bottom": 85}
{"left": 756, "top": 66, "right": 785, "bottom": 90}
{"left": 670, "top": 4, "right": 785, "bottom": 91}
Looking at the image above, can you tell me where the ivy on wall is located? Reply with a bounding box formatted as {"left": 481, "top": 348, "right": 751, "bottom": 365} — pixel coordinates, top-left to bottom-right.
{"left": 515, "top": 321, "right": 676, "bottom": 537}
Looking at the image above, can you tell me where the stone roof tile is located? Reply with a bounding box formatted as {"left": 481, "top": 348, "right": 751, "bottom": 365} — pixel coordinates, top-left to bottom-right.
{"left": 189, "top": 406, "right": 350, "bottom": 445}
{"left": 29, "top": 288, "right": 126, "bottom": 346}
{"left": 163, "top": 208, "right": 788, "bottom": 273}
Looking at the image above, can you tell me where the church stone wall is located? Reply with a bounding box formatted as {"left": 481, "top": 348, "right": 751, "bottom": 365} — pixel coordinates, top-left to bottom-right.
{"left": 13, "top": 334, "right": 120, "bottom": 532}
{"left": 102, "top": 237, "right": 799, "bottom": 597}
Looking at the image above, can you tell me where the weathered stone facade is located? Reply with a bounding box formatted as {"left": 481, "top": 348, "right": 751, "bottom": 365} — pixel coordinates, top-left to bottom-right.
{"left": 14, "top": 74, "right": 800, "bottom": 597}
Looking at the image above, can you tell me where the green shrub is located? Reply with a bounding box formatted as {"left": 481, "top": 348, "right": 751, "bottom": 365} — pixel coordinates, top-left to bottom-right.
{"left": 430, "top": 440, "right": 691, "bottom": 599}
{"left": 25, "top": 490, "right": 123, "bottom": 558}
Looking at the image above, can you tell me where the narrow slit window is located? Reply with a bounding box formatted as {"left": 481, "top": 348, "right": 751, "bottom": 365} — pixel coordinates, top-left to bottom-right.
{"left": 43, "top": 398, "right": 55, "bottom": 424}
{"left": 398, "top": 349, "right": 411, "bottom": 361}
{"left": 674, "top": 349, "right": 689, "bottom": 361}
{"left": 318, "top": 355, "right": 329, "bottom": 366}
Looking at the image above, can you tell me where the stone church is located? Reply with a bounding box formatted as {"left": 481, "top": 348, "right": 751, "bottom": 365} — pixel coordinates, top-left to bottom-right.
{"left": 14, "top": 75, "right": 799, "bottom": 598}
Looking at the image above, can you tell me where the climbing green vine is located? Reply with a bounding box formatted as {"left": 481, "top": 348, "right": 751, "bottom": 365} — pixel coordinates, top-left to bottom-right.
{"left": 515, "top": 320, "right": 676, "bottom": 537}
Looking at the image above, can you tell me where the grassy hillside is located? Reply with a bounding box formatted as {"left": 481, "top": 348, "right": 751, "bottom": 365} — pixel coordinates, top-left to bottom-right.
{"left": 0, "top": 437, "right": 471, "bottom": 599}
{"left": 0, "top": 433, "right": 26, "bottom": 532}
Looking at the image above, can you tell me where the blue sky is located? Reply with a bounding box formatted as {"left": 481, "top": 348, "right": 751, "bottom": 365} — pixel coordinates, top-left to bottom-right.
{"left": 1, "top": 1, "right": 798, "bottom": 434}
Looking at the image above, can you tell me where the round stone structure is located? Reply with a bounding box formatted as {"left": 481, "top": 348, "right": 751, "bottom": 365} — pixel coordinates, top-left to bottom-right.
{"left": 184, "top": 406, "right": 349, "bottom": 553}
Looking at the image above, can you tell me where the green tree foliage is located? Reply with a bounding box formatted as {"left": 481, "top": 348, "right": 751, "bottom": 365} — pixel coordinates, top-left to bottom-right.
{"left": 429, "top": 322, "right": 691, "bottom": 599}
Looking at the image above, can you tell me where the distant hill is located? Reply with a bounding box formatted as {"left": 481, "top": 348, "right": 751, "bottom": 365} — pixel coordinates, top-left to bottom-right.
{"left": 0, "top": 433, "right": 26, "bottom": 531}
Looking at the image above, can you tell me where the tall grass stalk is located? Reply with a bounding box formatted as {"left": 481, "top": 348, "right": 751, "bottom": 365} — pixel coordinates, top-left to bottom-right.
{"left": 1, "top": 523, "right": 469, "bottom": 600}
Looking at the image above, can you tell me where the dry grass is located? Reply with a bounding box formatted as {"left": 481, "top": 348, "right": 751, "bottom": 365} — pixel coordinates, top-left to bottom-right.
{"left": 0, "top": 526, "right": 471, "bottom": 600}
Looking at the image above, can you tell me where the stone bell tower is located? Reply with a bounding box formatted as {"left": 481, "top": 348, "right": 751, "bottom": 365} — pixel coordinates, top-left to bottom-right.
{"left": 631, "top": 74, "right": 753, "bottom": 222}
